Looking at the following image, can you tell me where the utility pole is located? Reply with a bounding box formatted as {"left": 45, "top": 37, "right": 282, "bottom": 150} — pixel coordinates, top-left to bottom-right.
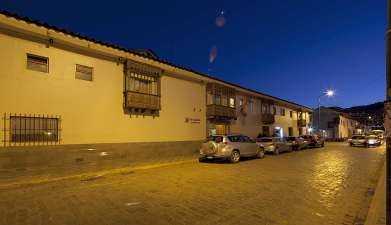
{"left": 385, "top": 0, "right": 391, "bottom": 224}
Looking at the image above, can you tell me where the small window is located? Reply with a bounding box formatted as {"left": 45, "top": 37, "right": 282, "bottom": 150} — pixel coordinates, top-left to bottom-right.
{"left": 27, "top": 54, "right": 48, "bottom": 73}
{"left": 273, "top": 106, "right": 277, "bottom": 115}
{"left": 290, "top": 111, "right": 293, "bottom": 118}
{"left": 76, "top": 64, "right": 93, "bottom": 81}
{"left": 280, "top": 108, "right": 285, "bottom": 116}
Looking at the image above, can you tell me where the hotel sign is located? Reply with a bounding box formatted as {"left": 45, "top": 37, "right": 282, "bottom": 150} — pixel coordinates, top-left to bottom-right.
{"left": 185, "top": 117, "right": 201, "bottom": 124}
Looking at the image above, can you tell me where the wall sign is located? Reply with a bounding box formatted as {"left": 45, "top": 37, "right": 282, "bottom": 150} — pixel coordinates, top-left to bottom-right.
{"left": 185, "top": 117, "right": 201, "bottom": 124}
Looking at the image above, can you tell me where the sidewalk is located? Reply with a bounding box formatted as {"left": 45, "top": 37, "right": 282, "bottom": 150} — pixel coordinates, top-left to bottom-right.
{"left": 365, "top": 160, "right": 386, "bottom": 225}
{"left": 0, "top": 157, "right": 196, "bottom": 190}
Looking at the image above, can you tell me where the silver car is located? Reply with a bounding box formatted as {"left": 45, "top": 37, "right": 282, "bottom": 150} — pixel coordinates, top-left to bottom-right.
{"left": 349, "top": 135, "right": 367, "bottom": 147}
{"left": 199, "top": 134, "right": 265, "bottom": 163}
{"left": 256, "top": 137, "right": 293, "bottom": 155}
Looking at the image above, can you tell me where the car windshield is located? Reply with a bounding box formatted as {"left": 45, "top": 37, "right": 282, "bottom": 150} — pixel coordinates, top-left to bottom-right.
{"left": 285, "top": 137, "right": 296, "bottom": 141}
{"left": 259, "top": 138, "right": 273, "bottom": 142}
{"left": 208, "top": 136, "right": 223, "bottom": 143}
{"left": 366, "top": 135, "right": 378, "bottom": 139}
{"left": 352, "top": 136, "right": 365, "bottom": 140}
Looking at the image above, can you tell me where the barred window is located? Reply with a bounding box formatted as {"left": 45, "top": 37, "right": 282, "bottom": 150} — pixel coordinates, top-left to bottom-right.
{"left": 125, "top": 73, "right": 158, "bottom": 95}
{"left": 27, "top": 54, "right": 48, "bottom": 73}
{"left": 10, "top": 116, "right": 59, "bottom": 143}
{"left": 76, "top": 64, "right": 93, "bottom": 81}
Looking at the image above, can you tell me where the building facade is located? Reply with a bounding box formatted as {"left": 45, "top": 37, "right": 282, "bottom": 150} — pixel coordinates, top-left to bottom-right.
{"left": 313, "top": 107, "right": 362, "bottom": 140}
{"left": 0, "top": 11, "right": 312, "bottom": 151}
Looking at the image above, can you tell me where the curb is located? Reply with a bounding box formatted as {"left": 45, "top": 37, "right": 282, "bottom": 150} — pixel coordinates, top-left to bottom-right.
{"left": 0, "top": 159, "right": 195, "bottom": 190}
{"left": 364, "top": 159, "right": 386, "bottom": 225}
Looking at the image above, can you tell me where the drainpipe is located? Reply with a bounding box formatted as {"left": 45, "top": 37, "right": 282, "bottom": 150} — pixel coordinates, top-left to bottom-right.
{"left": 385, "top": 0, "right": 391, "bottom": 223}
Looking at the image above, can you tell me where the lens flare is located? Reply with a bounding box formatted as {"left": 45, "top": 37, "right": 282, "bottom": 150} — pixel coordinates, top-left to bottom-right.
{"left": 215, "top": 10, "right": 226, "bottom": 27}
{"left": 209, "top": 46, "right": 218, "bottom": 63}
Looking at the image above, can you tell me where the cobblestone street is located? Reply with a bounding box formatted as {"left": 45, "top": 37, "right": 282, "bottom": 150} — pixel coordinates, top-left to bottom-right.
{"left": 0, "top": 143, "right": 385, "bottom": 225}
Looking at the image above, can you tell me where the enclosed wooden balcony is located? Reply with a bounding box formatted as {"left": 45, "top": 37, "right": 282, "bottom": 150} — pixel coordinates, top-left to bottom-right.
{"left": 261, "top": 113, "right": 275, "bottom": 124}
{"left": 125, "top": 91, "right": 160, "bottom": 110}
{"left": 297, "top": 119, "right": 307, "bottom": 127}
{"left": 207, "top": 105, "right": 236, "bottom": 120}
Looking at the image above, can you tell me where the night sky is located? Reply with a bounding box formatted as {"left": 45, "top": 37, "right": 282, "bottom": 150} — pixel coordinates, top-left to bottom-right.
{"left": 0, "top": 0, "right": 386, "bottom": 108}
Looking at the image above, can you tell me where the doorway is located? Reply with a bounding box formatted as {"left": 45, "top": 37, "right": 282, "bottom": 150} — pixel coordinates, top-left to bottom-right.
{"left": 288, "top": 127, "right": 293, "bottom": 136}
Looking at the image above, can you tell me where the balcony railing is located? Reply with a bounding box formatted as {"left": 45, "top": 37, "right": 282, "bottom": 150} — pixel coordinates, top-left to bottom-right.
{"left": 125, "top": 91, "right": 160, "bottom": 110}
{"left": 297, "top": 119, "right": 307, "bottom": 127}
{"left": 261, "top": 113, "right": 275, "bottom": 124}
{"left": 207, "top": 104, "right": 236, "bottom": 120}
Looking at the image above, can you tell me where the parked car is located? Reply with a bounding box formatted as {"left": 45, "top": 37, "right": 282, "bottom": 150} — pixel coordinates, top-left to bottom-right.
{"left": 349, "top": 135, "right": 367, "bottom": 147}
{"left": 256, "top": 137, "right": 293, "bottom": 155}
{"left": 300, "top": 135, "right": 325, "bottom": 148}
{"left": 365, "top": 135, "right": 382, "bottom": 147}
{"left": 199, "top": 134, "right": 264, "bottom": 163}
{"left": 284, "top": 136, "right": 308, "bottom": 150}
{"left": 369, "top": 130, "right": 385, "bottom": 145}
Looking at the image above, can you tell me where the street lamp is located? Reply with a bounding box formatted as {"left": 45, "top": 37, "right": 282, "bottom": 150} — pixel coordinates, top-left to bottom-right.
{"left": 317, "top": 89, "right": 335, "bottom": 133}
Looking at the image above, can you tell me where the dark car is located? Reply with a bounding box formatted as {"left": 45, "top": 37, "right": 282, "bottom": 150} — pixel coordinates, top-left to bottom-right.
{"left": 284, "top": 136, "right": 308, "bottom": 150}
{"left": 300, "top": 135, "right": 325, "bottom": 148}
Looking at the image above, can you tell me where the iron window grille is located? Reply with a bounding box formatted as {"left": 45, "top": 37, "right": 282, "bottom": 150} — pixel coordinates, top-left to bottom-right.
{"left": 2, "top": 113, "right": 61, "bottom": 147}
{"left": 27, "top": 54, "right": 48, "bottom": 73}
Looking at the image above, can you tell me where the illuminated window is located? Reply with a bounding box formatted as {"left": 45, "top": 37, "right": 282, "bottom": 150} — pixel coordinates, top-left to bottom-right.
{"left": 27, "top": 54, "right": 48, "bottom": 73}
{"left": 229, "top": 97, "right": 235, "bottom": 108}
{"left": 75, "top": 64, "right": 93, "bottom": 81}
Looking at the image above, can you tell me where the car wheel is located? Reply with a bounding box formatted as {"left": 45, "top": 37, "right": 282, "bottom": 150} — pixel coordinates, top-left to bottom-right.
{"left": 256, "top": 148, "right": 265, "bottom": 159}
{"left": 230, "top": 150, "right": 240, "bottom": 163}
{"left": 274, "top": 148, "right": 280, "bottom": 155}
{"left": 198, "top": 157, "right": 206, "bottom": 163}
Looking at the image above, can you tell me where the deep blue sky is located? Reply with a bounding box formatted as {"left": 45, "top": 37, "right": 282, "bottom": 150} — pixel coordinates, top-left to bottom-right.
{"left": 0, "top": 0, "right": 386, "bottom": 108}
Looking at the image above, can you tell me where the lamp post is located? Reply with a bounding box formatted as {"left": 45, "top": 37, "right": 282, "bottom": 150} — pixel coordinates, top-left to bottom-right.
{"left": 317, "top": 89, "right": 335, "bottom": 133}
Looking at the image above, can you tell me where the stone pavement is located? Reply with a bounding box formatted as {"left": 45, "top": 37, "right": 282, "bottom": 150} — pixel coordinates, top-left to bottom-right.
{"left": 0, "top": 142, "right": 386, "bottom": 225}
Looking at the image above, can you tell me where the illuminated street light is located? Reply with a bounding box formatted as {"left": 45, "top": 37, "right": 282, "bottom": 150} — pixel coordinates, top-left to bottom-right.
{"left": 317, "top": 89, "right": 336, "bottom": 133}
{"left": 325, "top": 89, "right": 335, "bottom": 97}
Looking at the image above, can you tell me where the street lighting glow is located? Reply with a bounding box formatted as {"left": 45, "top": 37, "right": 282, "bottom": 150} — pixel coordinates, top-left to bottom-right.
{"left": 325, "top": 89, "right": 335, "bottom": 97}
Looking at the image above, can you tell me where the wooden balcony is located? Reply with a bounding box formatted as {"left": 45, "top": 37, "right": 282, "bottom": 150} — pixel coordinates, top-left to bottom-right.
{"left": 207, "top": 104, "right": 236, "bottom": 120}
{"left": 261, "top": 113, "right": 275, "bottom": 124}
{"left": 297, "top": 119, "right": 307, "bottom": 127}
{"left": 125, "top": 91, "right": 160, "bottom": 110}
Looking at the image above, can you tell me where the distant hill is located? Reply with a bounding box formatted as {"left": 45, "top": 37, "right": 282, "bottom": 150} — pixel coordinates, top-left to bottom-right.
{"left": 329, "top": 102, "right": 384, "bottom": 127}
{"left": 344, "top": 102, "right": 384, "bottom": 113}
